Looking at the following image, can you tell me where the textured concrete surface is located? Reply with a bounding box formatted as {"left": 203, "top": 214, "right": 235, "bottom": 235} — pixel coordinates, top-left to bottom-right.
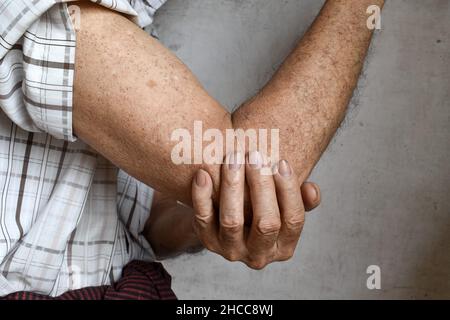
{"left": 150, "top": 0, "right": 450, "bottom": 299}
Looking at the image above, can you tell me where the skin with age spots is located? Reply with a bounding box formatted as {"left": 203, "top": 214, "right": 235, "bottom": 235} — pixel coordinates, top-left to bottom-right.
{"left": 147, "top": 80, "right": 157, "bottom": 88}
{"left": 74, "top": 0, "right": 383, "bottom": 206}
{"left": 73, "top": 0, "right": 383, "bottom": 261}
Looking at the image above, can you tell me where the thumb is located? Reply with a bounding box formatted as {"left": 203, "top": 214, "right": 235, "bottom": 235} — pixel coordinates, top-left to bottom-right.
{"left": 300, "top": 182, "right": 321, "bottom": 212}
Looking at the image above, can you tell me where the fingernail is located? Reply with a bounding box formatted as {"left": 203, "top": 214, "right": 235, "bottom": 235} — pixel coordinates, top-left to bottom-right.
{"left": 248, "top": 151, "right": 263, "bottom": 169}
{"left": 306, "top": 183, "right": 318, "bottom": 201}
{"left": 195, "top": 170, "right": 207, "bottom": 187}
{"left": 312, "top": 183, "right": 320, "bottom": 201}
{"left": 228, "top": 152, "right": 242, "bottom": 171}
{"left": 278, "top": 160, "right": 292, "bottom": 177}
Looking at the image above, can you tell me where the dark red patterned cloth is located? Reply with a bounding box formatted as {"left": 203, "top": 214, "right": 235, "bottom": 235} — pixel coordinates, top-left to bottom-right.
{"left": 1, "top": 260, "right": 177, "bottom": 300}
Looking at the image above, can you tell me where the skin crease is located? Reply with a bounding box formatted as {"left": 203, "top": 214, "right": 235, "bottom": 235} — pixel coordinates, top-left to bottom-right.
{"left": 72, "top": 0, "right": 384, "bottom": 258}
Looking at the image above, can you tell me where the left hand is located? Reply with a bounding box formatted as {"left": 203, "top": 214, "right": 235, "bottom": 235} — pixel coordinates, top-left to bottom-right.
{"left": 191, "top": 151, "right": 321, "bottom": 269}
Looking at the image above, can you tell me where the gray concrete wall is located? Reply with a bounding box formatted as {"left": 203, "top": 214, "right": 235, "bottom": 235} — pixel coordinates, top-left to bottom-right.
{"left": 150, "top": 0, "right": 450, "bottom": 299}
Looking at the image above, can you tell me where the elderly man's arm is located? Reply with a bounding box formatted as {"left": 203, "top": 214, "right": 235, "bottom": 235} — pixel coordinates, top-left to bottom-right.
{"left": 73, "top": 0, "right": 383, "bottom": 205}
{"left": 233, "top": 0, "right": 384, "bottom": 182}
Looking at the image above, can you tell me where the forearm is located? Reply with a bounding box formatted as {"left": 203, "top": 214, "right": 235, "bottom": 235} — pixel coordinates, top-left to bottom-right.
{"left": 73, "top": 2, "right": 231, "bottom": 206}
{"left": 233, "top": 0, "right": 384, "bottom": 182}
{"left": 73, "top": 0, "right": 381, "bottom": 208}
{"left": 144, "top": 193, "right": 202, "bottom": 259}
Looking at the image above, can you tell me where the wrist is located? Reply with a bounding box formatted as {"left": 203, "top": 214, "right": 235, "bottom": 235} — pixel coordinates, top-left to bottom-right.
{"left": 184, "top": 212, "right": 203, "bottom": 251}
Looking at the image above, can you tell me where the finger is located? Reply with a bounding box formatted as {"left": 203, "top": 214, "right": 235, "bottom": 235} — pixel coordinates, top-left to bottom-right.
{"left": 273, "top": 160, "right": 305, "bottom": 261}
{"left": 192, "top": 169, "right": 219, "bottom": 251}
{"left": 245, "top": 151, "right": 280, "bottom": 266}
{"left": 219, "top": 152, "right": 246, "bottom": 260}
{"left": 301, "top": 182, "right": 321, "bottom": 212}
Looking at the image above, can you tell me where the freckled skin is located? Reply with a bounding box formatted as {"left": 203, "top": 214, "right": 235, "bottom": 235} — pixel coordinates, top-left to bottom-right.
{"left": 147, "top": 80, "right": 157, "bottom": 88}
{"left": 73, "top": 0, "right": 384, "bottom": 209}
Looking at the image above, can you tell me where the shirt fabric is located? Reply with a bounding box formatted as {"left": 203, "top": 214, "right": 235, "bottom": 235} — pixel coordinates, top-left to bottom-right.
{"left": 0, "top": 0, "right": 167, "bottom": 297}
{"left": 1, "top": 260, "right": 177, "bottom": 300}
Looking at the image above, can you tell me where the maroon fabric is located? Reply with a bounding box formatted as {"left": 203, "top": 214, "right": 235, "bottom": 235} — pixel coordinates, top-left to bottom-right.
{"left": 1, "top": 260, "right": 177, "bottom": 300}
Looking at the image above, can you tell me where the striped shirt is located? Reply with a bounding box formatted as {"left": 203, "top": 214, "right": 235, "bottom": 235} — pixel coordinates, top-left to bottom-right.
{"left": 0, "top": 0, "right": 166, "bottom": 296}
{"left": 1, "top": 260, "right": 177, "bottom": 300}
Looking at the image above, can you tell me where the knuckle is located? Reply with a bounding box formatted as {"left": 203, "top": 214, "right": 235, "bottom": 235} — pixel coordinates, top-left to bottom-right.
{"left": 284, "top": 213, "right": 305, "bottom": 232}
{"left": 194, "top": 214, "right": 212, "bottom": 229}
{"left": 256, "top": 218, "right": 281, "bottom": 237}
{"left": 222, "top": 174, "right": 242, "bottom": 191}
{"left": 247, "top": 259, "right": 268, "bottom": 270}
{"left": 220, "top": 215, "right": 243, "bottom": 233}
{"left": 248, "top": 176, "right": 273, "bottom": 191}
{"left": 277, "top": 249, "right": 295, "bottom": 262}
{"left": 223, "top": 251, "right": 241, "bottom": 262}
